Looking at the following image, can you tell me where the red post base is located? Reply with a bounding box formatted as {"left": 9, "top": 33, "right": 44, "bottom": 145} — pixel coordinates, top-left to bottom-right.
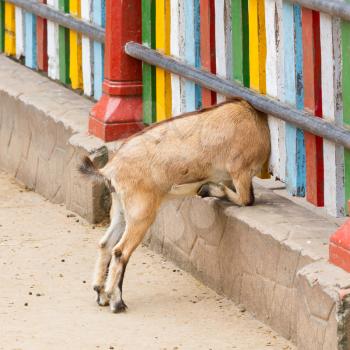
{"left": 89, "top": 95, "right": 144, "bottom": 142}
{"left": 329, "top": 219, "right": 350, "bottom": 273}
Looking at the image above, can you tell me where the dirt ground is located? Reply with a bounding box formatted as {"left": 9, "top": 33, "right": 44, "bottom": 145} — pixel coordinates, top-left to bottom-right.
{"left": 0, "top": 171, "right": 294, "bottom": 350}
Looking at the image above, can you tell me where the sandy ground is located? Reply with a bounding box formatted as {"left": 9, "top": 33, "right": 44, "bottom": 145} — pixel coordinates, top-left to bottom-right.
{"left": 0, "top": 171, "right": 294, "bottom": 350}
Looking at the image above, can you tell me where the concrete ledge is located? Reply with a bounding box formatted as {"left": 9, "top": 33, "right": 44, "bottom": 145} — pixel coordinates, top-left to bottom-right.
{"left": 1, "top": 54, "right": 350, "bottom": 349}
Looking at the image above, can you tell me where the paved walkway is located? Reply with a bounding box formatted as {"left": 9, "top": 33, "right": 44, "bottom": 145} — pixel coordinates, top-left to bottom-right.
{"left": 0, "top": 172, "right": 294, "bottom": 350}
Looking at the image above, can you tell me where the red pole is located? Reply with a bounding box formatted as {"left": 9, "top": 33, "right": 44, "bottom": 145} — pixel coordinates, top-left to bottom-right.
{"left": 330, "top": 217, "right": 350, "bottom": 273}
{"left": 89, "top": 0, "right": 144, "bottom": 142}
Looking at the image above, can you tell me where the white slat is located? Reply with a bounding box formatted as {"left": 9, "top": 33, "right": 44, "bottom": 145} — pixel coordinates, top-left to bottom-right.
{"left": 15, "top": 6, "right": 25, "bottom": 59}
{"left": 47, "top": 0, "right": 60, "bottom": 80}
{"left": 320, "top": 14, "right": 345, "bottom": 217}
{"left": 81, "top": 0, "right": 93, "bottom": 96}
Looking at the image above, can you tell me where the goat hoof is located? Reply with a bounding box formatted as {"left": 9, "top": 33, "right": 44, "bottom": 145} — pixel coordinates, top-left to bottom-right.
{"left": 111, "top": 300, "right": 128, "bottom": 313}
{"left": 97, "top": 291, "right": 110, "bottom": 307}
{"left": 197, "top": 184, "right": 211, "bottom": 198}
{"left": 93, "top": 285, "right": 101, "bottom": 293}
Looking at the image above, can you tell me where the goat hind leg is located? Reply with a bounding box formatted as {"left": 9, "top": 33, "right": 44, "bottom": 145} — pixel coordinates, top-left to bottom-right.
{"left": 105, "top": 192, "right": 159, "bottom": 313}
{"left": 93, "top": 194, "right": 125, "bottom": 306}
{"left": 105, "top": 218, "right": 155, "bottom": 313}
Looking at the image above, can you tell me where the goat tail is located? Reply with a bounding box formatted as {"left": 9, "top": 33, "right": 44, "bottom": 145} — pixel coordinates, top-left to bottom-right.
{"left": 78, "top": 156, "right": 105, "bottom": 184}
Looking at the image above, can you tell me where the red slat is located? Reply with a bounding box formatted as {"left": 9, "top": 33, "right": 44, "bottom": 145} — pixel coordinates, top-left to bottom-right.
{"left": 200, "top": 0, "right": 216, "bottom": 107}
{"left": 302, "top": 8, "right": 324, "bottom": 206}
{"left": 37, "top": 0, "right": 48, "bottom": 72}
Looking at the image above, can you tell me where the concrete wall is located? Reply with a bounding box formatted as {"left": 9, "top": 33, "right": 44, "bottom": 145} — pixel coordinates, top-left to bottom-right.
{"left": 145, "top": 190, "right": 350, "bottom": 348}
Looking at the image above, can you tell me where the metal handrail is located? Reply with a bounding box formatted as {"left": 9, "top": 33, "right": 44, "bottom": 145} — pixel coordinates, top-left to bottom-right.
{"left": 291, "top": 0, "right": 350, "bottom": 21}
{"left": 6, "top": 0, "right": 105, "bottom": 43}
{"left": 125, "top": 42, "right": 350, "bottom": 150}
{"left": 6, "top": 0, "right": 350, "bottom": 43}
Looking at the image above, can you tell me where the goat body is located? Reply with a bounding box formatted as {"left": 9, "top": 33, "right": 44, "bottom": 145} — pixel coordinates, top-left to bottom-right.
{"left": 80, "top": 100, "right": 270, "bottom": 313}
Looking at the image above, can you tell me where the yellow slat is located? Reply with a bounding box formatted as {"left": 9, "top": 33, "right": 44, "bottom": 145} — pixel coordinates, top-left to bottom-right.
{"left": 248, "top": 0, "right": 266, "bottom": 94}
{"left": 4, "top": 2, "right": 15, "bottom": 56}
{"left": 248, "top": 0, "right": 269, "bottom": 178}
{"left": 69, "top": 0, "right": 82, "bottom": 89}
{"left": 155, "top": 0, "right": 172, "bottom": 121}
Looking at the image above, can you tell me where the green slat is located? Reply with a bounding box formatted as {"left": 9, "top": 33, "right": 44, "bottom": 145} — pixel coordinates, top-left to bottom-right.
{"left": 231, "top": 0, "right": 249, "bottom": 87}
{"left": 142, "top": 0, "right": 156, "bottom": 125}
{"left": 342, "top": 9, "right": 350, "bottom": 211}
{"left": 0, "top": 0, "right": 4, "bottom": 52}
{"left": 59, "top": 0, "right": 70, "bottom": 84}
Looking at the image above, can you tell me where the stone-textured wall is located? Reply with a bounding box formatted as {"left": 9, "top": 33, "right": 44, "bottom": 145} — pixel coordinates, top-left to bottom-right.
{"left": 146, "top": 193, "right": 350, "bottom": 349}
{"left": 0, "top": 56, "right": 109, "bottom": 223}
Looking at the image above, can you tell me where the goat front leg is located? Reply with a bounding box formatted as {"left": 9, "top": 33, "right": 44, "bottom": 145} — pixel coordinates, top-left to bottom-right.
{"left": 197, "top": 173, "right": 254, "bottom": 206}
{"left": 93, "top": 193, "right": 125, "bottom": 306}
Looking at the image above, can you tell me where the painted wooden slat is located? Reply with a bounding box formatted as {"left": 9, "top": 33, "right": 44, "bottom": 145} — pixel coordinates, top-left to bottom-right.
{"left": 194, "top": 0, "right": 201, "bottom": 109}
{"left": 37, "top": 0, "right": 48, "bottom": 71}
{"left": 343, "top": 0, "right": 350, "bottom": 213}
{"left": 4, "top": 2, "right": 15, "bottom": 56}
{"left": 215, "top": 0, "right": 232, "bottom": 103}
{"left": 59, "top": 0, "right": 70, "bottom": 84}
{"left": 248, "top": 0, "right": 269, "bottom": 178}
{"left": 283, "top": 2, "right": 306, "bottom": 195}
{"left": 200, "top": 0, "right": 216, "bottom": 107}
{"left": 155, "top": 0, "right": 172, "bottom": 121}
{"left": 170, "top": 0, "right": 185, "bottom": 116}
{"left": 302, "top": 8, "right": 324, "bottom": 207}
{"left": 264, "top": 0, "right": 285, "bottom": 181}
{"left": 248, "top": 0, "right": 266, "bottom": 94}
{"left": 0, "top": 0, "right": 4, "bottom": 52}
{"left": 69, "top": 0, "right": 83, "bottom": 90}
{"left": 184, "top": 0, "right": 196, "bottom": 111}
{"left": 320, "top": 14, "right": 344, "bottom": 217}
{"left": 231, "top": 0, "right": 249, "bottom": 87}
{"left": 15, "top": 6, "right": 24, "bottom": 59}
{"left": 265, "top": 0, "right": 285, "bottom": 181}
{"left": 294, "top": 4, "right": 306, "bottom": 192}
{"left": 24, "top": 12, "right": 37, "bottom": 69}
{"left": 47, "top": 0, "right": 60, "bottom": 80}
{"left": 142, "top": 0, "right": 156, "bottom": 122}
{"left": 81, "top": 0, "right": 93, "bottom": 96}
{"left": 93, "top": 0, "right": 105, "bottom": 100}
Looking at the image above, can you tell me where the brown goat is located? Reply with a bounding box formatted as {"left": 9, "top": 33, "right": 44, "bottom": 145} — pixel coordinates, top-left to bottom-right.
{"left": 79, "top": 100, "right": 270, "bottom": 313}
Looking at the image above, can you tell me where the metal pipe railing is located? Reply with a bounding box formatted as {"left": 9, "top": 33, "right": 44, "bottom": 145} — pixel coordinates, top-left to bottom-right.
{"left": 6, "top": 0, "right": 105, "bottom": 43}
{"left": 6, "top": 1, "right": 350, "bottom": 44}
{"left": 125, "top": 42, "right": 350, "bottom": 150}
{"left": 291, "top": 0, "right": 350, "bottom": 21}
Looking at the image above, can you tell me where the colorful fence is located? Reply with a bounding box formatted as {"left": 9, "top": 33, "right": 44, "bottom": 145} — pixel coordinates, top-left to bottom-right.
{"left": 0, "top": 0, "right": 106, "bottom": 100}
{"left": 140, "top": 0, "right": 350, "bottom": 218}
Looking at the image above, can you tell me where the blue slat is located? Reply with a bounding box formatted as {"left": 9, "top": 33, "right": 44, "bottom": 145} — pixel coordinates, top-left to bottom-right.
{"left": 194, "top": 0, "right": 202, "bottom": 109}
{"left": 93, "top": 0, "right": 105, "bottom": 100}
{"left": 185, "top": 0, "right": 196, "bottom": 112}
{"left": 284, "top": 3, "right": 305, "bottom": 196}
{"left": 24, "top": 12, "right": 37, "bottom": 69}
{"left": 294, "top": 4, "right": 306, "bottom": 195}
